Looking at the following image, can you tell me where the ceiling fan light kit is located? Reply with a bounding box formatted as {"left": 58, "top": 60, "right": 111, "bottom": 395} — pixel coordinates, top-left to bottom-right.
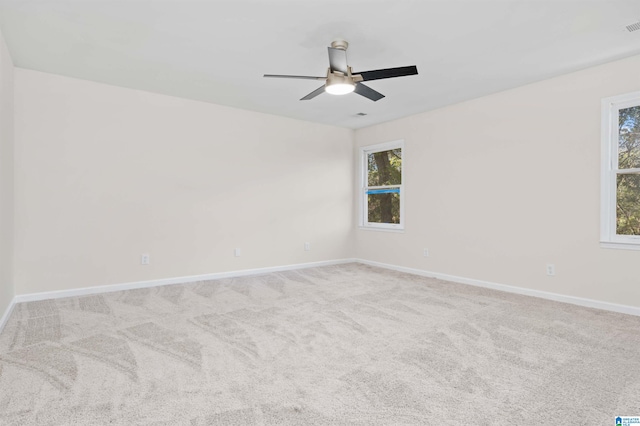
{"left": 325, "top": 70, "right": 356, "bottom": 95}
{"left": 264, "top": 39, "right": 418, "bottom": 102}
{"left": 325, "top": 81, "right": 354, "bottom": 95}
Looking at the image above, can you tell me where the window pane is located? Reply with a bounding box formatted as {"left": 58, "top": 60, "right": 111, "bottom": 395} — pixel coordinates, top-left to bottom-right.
{"left": 618, "top": 106, "right": 640, "bottom": 169}
{"left": 367, "top": 190, "right": 400, "bottom": 224}
{"left": 367, "top": 148, "right": 402, "bottom": 186}
{"left": 616, "top": 173, "right": 640, "bottom": 235}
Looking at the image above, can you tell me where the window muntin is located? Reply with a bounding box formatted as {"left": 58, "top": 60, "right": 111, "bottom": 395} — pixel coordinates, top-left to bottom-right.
{"left": 361, "top": 141, "right": 404, "bottom": 230}
{"left": 601, "top": 93, "right": 640, "bottom": 248}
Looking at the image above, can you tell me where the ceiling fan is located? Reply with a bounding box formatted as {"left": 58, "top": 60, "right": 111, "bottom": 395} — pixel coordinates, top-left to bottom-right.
{"left": 264, "top": 40, "right": 418, "bottom": 102}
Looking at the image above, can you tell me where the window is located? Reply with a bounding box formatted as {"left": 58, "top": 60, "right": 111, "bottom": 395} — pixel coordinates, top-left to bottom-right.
{"left": 360, "top": 140, "right": 404, "bottom": 230}
{"left": 601, "top": 91, "right": 640, "bottom": 250}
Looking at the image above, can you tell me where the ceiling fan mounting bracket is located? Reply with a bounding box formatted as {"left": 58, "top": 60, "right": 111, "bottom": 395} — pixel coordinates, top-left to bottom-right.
{"left": 327, "top": 67, "right": 363, "bottom": 83}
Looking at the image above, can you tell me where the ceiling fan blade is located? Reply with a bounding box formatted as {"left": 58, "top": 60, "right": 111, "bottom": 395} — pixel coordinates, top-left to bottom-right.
{"left": 328, "top": 47, "right": 348, "bottom": 74}
{"left": 357, "top": 66, "right": 418, "bottom": 82}
{"left": 354, "top": 83, "right": 385, "bottom": 102}
{"left": 264, "top": 74, "right": 326, "bottom": 80}
{"left": 300, "top": 85, "right": 326, "bottom": 101}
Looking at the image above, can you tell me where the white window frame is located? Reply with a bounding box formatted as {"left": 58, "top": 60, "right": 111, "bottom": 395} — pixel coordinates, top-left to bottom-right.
{"left": 359, "top": 140, "right": 405, "bottom": 231}
{"left": 600, "top": 91, "right": 640, "bottom": 250}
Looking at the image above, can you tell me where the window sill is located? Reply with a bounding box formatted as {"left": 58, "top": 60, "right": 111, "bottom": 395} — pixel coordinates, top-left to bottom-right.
{"left": 600, "top": 241, "right": 640, "bottom": 251}
{"left": 358, "top": 226, "right": 405, "bottom": 234}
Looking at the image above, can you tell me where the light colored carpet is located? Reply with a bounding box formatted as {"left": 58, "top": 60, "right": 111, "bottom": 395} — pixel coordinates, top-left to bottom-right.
{"left": 0, "top": 263, "right": 639, "bottom": 425}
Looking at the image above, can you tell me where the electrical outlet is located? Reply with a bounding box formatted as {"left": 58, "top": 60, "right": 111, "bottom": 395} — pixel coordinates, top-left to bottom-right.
{"left": 423, "top": 248, "right": 429, "bottom": 257}
{"left": 234, "top": 248, "right": 242, "bottom": 257}
{"left": 304, "top": 242, "right": 311, "bottom": 251}
{"left": 546, "top": 264, "right": 555, "bottom": 276}
{"left": 141, "top": 253, "right": 150, "bottom": 265}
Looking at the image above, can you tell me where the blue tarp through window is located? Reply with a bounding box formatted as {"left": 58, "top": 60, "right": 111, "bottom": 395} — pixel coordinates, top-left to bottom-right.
{"left": 366, "top": 188, "right": 400, "bottom": 194}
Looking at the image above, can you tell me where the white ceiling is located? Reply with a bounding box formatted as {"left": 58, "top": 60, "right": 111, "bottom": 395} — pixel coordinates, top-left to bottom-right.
{"left": 1, "top": 0, "right": 640, "bottom": 129}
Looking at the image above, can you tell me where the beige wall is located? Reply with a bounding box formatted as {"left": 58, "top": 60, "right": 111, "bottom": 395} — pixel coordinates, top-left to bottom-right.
{"left": 355, "top": 54, "right": 640, "bottom": 308}
{"left": 0, "top": 29, "right": 14, "bottom": 316}
{"left": 14, "top": 69, "right": 354, "bottom": 294}
{"left": 9, "top": 53, "right": 640, "bottom": 310}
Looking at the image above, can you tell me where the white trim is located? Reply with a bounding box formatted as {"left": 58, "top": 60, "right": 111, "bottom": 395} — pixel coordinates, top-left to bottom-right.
{"left": 13, "top": 258, "right": 356, "bottom": 303}
{"left": 356, "top": 259, "right": 640, "bottom": 317}
{"left": 0, "top": 297, "right": 17, "bottom": 333}
{"left": 8, "top": 258, "right": 639, "bottom": 320}
{"left": 600, "top": 241, "right": 640, "bottom": 251}
{"left": 600, "top": 96, "right": 613, "bottom": 242}
{"left": 357, "top": 226, "right": 405, "bottom": 233}
{"left": 600, "top": 91, "right": 640, "bottom": 249}
{"left": 361, "top": 140, "right": 404, "bottom": 153}
{"left": 359, "top": 139, "right": 405, "bottom": 230}
{"left": 363, "top": 221, "right": 404, "bottom": 231}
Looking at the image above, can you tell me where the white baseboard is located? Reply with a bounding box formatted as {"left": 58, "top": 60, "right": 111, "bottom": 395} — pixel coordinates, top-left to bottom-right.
{"left": 8, "top": 257, "right": 639, "bottom": 318}
{"left": 13, "top": 258, "right": 357, "bottom": 303}
{"left": 0, "top": 296, "right": 16, "bottom": 333}
{"left": 356, "top": 259, "right": 640, "bottom": 317}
